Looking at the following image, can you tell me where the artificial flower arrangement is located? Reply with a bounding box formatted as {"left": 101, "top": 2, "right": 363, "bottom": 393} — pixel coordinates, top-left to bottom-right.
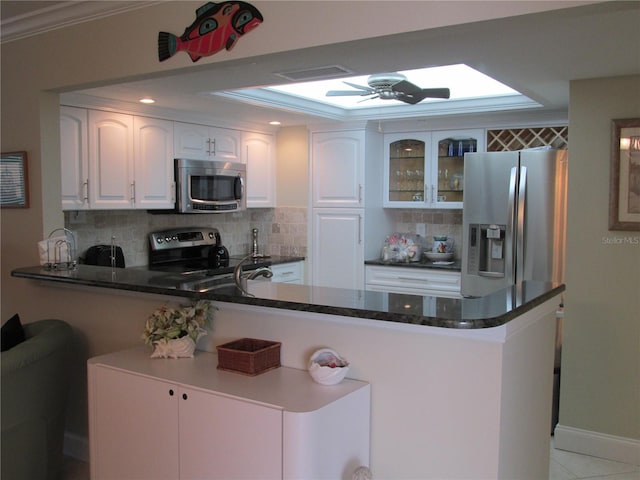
{"left": 142, "top": 299, "right": 216, "bottom": 358}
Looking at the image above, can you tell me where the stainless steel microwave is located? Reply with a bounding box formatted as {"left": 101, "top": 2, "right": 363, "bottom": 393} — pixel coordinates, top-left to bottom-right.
{"left": 175, "top": 158, "right": 246, "bottom": 213}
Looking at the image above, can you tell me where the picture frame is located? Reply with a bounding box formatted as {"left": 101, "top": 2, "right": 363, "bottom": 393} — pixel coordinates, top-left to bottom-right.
{"left": 0, "top": 151, "right": 29, "bottom": 208}
{"left": 609, "top": 118, "right": 640, "bottom": 231}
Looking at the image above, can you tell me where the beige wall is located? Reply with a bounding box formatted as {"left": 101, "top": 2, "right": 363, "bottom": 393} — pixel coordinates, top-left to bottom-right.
{"left": 559, "top": 76, "right": 640, "bottom": 443}
{"left": 276, "top": 126, "right": 309, "bottom": 207}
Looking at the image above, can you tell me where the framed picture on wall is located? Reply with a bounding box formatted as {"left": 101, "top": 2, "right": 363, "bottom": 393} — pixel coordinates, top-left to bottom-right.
{"left": 609, "top": 118, "right": 640, "bottom": 230}
{"left": 0, "top": 151, "right": 29, "bottom": 208}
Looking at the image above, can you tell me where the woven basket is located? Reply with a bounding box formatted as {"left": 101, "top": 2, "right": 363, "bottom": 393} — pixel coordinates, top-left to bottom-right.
{"left": 216, "top": 338, "right": 281, "bottom": 376}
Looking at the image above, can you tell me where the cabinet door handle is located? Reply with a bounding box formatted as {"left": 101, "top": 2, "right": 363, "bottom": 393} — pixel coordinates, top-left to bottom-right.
{"left": 83, "top": 180, "right": 89, "bottom": 204}
{"left": 130, "top": 182, "right": 136, "bottom": 203}
{"left": 168, "top": 389, "right": 174, "bottom": 396}
{"left": 211, "top": 138, "right": 216, "bottom": 156}
{"left": 398, "top": 276, "right": 429, "bottom": 283}
{"left": 358, "top": 184, "right": 363, "bottom": 204}
{"left": 358, "top": 214, "right": 363, "bottom": 244}
{"left": 182, "top": 393, "right": 188, "bottom": 400}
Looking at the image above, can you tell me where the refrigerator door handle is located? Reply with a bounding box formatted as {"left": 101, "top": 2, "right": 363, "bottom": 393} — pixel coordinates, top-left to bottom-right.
{"left": 516, "top": 166, "right": 527, "bottom": 284}
{"left": 505, "top": 166, "right": 518, "bottom": 284}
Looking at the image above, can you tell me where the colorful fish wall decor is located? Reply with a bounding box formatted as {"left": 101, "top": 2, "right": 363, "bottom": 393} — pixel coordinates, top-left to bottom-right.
{"left": 158, "top": 1, "right": 263, "bottom": 63}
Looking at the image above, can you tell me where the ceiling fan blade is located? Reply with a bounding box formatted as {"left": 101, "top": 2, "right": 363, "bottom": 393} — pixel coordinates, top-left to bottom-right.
{"left": 392, "top": 80, "right": 423, "bottom": 96}
{"left": 357, "top": 94, "right": 380, "bottom": 103}
{"left": 326, "top": 90, "right": 372, "bottom": 97}
{"left": 420, "top": 88, "right": 451, "bottom": 99}
{"left": 393, "top": 80, "right": 451, "bottom": 104}
{"left": 342, "top": 81, "right": 375, "bottom": 93}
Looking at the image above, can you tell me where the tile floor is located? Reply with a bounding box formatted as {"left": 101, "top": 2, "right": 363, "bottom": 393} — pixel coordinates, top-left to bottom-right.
{"left": 63, "top": 444, "right": 639, "bottom": 479}
{"left": 549, "top": 443, "right": 639, "bottom": 480}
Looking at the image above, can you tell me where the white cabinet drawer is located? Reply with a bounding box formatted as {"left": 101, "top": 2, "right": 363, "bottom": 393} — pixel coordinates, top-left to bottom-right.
{"left": 365, "top": 265, "right": 461, "bottom": 297}
{"left": 270, "top": 261, "right": 304, "bottom": 284}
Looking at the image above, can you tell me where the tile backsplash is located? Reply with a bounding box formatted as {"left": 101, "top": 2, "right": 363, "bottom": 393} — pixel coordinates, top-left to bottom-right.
{"left": 64, "top": 207, "right": 462, "bottom": 267}
{"left": 387, "top": 209, "right": 463, "bottom": 259}
{"left": 65, "top": 207, "right": 308, "bottom": 267}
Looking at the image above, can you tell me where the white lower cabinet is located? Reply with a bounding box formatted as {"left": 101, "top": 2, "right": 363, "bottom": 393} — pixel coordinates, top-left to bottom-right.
{"left": 89, "top": 347, "right": 370, "bottom": 480}
{"left": 312, "top": 209, "right": 363, "bottom": 290}
{"left": 179, "top": 385, "right": 282, "bottom": 479}
{"left": 270, "top": 261, "right": 304, "bottom": 284}
{"left": 365, "top": 265, "right": 461, "bottom": 297}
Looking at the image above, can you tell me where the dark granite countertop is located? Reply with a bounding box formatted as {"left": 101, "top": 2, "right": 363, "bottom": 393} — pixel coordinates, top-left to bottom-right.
{"left": 365, "top": 258, "right": 462, "bottom": 272}
{"left": 12, "top": 263, "right": 564, "bottom": 330}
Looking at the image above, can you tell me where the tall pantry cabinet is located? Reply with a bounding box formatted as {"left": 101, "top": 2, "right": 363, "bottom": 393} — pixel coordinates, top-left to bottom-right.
{"left": 311, "top": 125, "right": 392, "bottom": 290}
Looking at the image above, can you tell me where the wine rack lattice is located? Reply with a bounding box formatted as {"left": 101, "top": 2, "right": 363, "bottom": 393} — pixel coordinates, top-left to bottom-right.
{"left": 486, "top": 126, "right": 568, "bottom": 151}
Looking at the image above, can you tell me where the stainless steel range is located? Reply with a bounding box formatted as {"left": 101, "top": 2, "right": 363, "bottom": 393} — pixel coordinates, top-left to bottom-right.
{"left": 146, "top": 227, "right": 271, "bottom": 292}
{"left": 148, "top": 227, "right": 230, "bottom": 273}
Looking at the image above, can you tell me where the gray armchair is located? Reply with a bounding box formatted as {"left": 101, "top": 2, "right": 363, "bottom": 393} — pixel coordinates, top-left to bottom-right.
{"left": 1, "top": 319, "right": 74, "bottom": 480}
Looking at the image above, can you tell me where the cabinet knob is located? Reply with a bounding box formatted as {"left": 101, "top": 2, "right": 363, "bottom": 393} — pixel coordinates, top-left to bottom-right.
{"left": 169, "top": 389, "right": 174, "bottom": 396}
{"left": 182, "top": 393, "right": 188, "bottom": 400}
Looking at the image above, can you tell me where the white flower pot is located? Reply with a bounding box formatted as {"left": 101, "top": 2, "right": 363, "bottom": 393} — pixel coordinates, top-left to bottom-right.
{"left": 151, "top": 336, "right": 197, "bottom": 359}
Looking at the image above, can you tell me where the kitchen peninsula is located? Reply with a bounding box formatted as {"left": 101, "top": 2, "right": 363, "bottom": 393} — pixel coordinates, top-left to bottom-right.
{"left": 12, "top": 265, "right": 563, "bottom": 478}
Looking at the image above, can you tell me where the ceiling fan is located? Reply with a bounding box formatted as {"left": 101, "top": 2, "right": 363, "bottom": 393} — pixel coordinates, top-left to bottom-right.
{"left": 326, "top": 72, "right": 450, "bottom": 105}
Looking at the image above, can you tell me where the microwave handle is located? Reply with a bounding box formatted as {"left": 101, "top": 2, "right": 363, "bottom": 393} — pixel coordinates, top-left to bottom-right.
{"left": 234, "top": 175, "right": 243, "bottom": 200}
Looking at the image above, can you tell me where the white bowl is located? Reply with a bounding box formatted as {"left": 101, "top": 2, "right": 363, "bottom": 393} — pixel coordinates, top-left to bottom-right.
{"left": 308, "top": 348, "right": 350, "bottom": 385}
{"left": 424, "top": 252, "right": 454, "bottom": 261}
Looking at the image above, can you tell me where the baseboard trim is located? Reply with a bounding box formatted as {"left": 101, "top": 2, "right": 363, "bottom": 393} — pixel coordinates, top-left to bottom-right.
{"left": 63, "top": 432, "right": 90, "bottom": 463}
{"left": 554, "top": 424, "right": 640, "bottom": 466}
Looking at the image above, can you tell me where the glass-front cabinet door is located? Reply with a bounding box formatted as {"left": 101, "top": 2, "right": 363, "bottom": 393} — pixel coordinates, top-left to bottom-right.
{"left": 430, "top": 129, "right": 485, "bottom": 208}
{"left": 383, "top": 133, "right": 429, "bottom": 208}
{"left": 384, "top": 129, "right": 485, "bottom": 209}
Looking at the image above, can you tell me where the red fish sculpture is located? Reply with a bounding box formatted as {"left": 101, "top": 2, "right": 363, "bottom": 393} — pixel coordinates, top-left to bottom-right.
{"left": 158, "top": 1, "right": 263, "bottom": 63}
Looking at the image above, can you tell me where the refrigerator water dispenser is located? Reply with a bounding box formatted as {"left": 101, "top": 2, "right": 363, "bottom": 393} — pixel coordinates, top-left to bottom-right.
{"left": 466, "top": 224, "right": 506, "bottom": 277}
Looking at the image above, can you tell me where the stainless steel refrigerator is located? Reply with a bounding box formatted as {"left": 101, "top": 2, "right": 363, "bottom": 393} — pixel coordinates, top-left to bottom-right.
{"left": 461, "top": 149, "right": 568, "bottom": 297}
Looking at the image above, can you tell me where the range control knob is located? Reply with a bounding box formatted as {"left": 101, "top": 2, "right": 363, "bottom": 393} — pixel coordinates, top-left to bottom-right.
{"left": 156, "top": 237, "right": 164, "bottom": 244}
{"left": 165, "top": 236, "right": 171, "bottom": 243}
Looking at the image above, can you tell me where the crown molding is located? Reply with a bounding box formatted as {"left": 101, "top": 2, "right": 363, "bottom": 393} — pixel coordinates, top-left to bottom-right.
{"left": 1, "top": 1, "right": 158, "bottom": 44}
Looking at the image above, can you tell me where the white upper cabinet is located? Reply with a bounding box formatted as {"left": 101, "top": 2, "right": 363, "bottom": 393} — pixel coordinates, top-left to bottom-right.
{"left": 383, "top": 128, "right": 485, "bottom": 209}
{"left": 430, "top": 129, "right": 485, "bottom": 209}
{"left": 312, "top": 131, "right": 364, "bottom": 208}
{"left": 383, "top": 132, "right": 430, "bottom": 208}
{"left": 174, "top": 122, "right": 240, "bottom": 162}
{"left": 60, "top": 106, "right": 89, "bottom": 210}
{"left": 242, "top": 131, "right": 275, "bottom": 208}
{"left": 88, "top": 110, "right": 135, "bottom": 209}
{"left": 133, "top": 116, "right": 175, "bottom": 209}
{"left": 61, "top": 108, "right": 175, "bottom": 210}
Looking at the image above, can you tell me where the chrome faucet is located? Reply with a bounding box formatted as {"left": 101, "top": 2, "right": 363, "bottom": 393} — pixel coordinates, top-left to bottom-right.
{"left": 233, "top": 254, "right": 273, "bottom": 296}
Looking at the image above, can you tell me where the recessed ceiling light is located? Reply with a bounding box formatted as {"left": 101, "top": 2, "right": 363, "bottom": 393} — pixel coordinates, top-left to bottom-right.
{"left": 139, "top": 97, "right": 155, "bottom": 104}
{"left": 269, "top": 121, "right": 281, "bottom": 126}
